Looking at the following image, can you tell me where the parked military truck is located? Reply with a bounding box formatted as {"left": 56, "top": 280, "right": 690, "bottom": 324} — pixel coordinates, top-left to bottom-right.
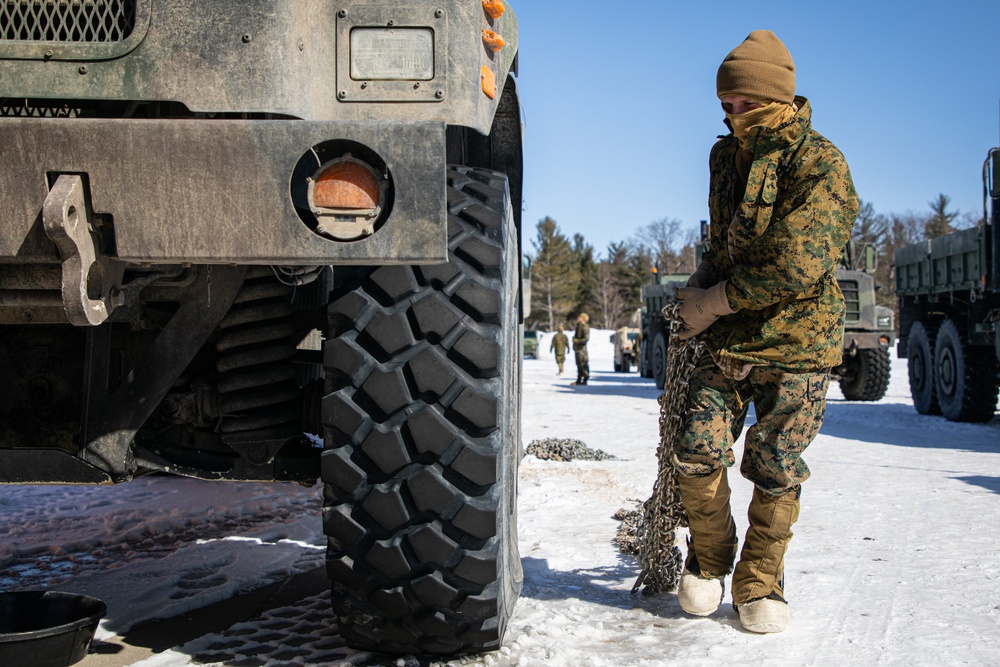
{"left": 830, "top": 240, "right": 896, "bottom": 401}
{"left": 0, "top": 0, "right": 523, "bottom": 656}
{"left": 612, "top": 327, "right": 640, "bottom": 372}
{"left": 638, "top": 273, "right": 688, "bottom": 389}
{"left": 895, "top": 148, "right": 1000, "bottom": 422}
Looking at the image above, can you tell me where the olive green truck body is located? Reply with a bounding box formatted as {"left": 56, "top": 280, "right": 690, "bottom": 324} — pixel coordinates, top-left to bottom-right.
{"left": 895, "top": 148, "right": 1000, "bottom": 422}
{"left": 0, "top": 0, "right": 525, "bottom": 655}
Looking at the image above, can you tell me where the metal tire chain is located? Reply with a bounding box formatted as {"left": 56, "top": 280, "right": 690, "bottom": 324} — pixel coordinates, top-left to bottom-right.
{"left": 631, "top": 300, "right": 704, "bottom": 595}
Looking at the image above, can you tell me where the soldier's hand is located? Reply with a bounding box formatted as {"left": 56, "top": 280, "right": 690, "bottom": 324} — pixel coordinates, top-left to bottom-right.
{"left": 677, "top": 281, "right": 736, "bottom": 340}
{"left": 685, "top": 258, "right": 713, "bottom": 289}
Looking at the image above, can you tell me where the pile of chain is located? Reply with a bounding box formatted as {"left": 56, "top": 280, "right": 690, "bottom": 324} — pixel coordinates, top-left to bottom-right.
{"left": 627, "top": 300, "right": 705, "bottom": 595}
{"left": 612, "top": 502, "right": 644, "bottom": 555}
{"left": 525, "top": 438, "right": 618, "bottom": 461}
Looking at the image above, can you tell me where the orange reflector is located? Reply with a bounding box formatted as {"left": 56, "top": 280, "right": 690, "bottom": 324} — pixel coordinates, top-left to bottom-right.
{"left": 312, "top": 161, "right": 379, "bottom": 210}
{"left": 482, "top": 0, "right": 505, "bottom": 19}
{"left": 480, "top": 66, "right": 496, "bottom": 99}
{"left": 482, "top": 29, "right": 505, "bottom": 52}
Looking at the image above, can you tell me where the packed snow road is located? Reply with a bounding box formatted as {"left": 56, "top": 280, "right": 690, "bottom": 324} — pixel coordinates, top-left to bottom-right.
{"left": 1, "top": 332, "right": 997, "bottom": 666}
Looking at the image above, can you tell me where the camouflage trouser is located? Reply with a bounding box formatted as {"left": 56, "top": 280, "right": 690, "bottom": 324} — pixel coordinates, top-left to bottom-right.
{"left": 555, "top": 354, "right": 565, "bottom": 372}
{"left": 673, "top": 352, "right": 830, "bottom": 495}
{"left": 574, "top": 349, "right": 589, "bottom": 379}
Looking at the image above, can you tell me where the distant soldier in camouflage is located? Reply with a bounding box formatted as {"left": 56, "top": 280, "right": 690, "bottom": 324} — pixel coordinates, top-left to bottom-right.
{"left": 672, "top": 30, "right": 858, "bottom": 633}
{"left": 551, "top": 328, "right": 570, "bottom": 375}
{"left": 572, "top": 313, "right": 590, "bottom": 385}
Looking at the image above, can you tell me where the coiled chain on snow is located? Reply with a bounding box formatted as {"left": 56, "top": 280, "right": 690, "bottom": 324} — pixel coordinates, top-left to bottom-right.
{"left": 631, "top": 300, "right": 704, "bottom": 595}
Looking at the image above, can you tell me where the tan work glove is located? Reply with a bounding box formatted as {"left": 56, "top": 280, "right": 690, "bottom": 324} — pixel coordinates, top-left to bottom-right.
{"left": 686, "top": 258, "right": 713, "bottom": 289}
{"left": 676, "top": 281, "right": 736, "bottom": 340}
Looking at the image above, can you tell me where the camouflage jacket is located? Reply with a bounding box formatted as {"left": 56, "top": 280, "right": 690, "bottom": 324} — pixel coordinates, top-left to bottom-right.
{"left": 572, "top": 322, "right": 589, "bottom": 351}
{"left": 703, "top": 97, "right": 859, "bottom": 371}
{"left": 551, "top": 332, "right": 569, "bottom": 355}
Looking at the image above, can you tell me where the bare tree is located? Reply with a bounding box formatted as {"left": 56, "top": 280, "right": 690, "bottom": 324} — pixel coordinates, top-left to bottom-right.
{"left": 887, "top": 211, "right": 927, "bottom": 250}
{"left": 592, "top": 262, "right": 627, "bottom": 330}
{"left": 957, "top": 209, "right": 986, "bottom": 229}
{"left": 851, "top": 201, "right": 889, "bottom": 264}
{"left": 634, "top": 217, "right": 698, "bottom": 276}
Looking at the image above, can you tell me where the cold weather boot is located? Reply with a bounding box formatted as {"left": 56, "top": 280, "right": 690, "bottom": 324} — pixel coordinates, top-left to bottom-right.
{"left": 731, "top": 486, "right": 800, "bottom": 633}
{"left": 677, "top": 467, "right": 738, "bottom": 616}
{"left": 736, "top": 596, "right": 790, "bottom": 633}
{"left": 677, "top": 571, "right": 724, "bottom": 617}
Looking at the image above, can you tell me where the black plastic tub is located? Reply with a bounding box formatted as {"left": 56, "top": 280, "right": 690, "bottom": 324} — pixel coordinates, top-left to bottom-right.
{"left": 0, "top": 591, "right": 107, "bottom": 667}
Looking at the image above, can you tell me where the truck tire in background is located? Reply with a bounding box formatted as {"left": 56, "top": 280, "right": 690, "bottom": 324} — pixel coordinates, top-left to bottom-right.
{"left": 652, "top": 333, "right": 667, "bottom": 391}
{"left": 933, "top": 319, "right": 1000, "bottom": 423}
{"left": 320, "top": 167, "right": 522, "bottom": 654}
{"left": 639, "top": 344, "right": 652, "bottom": 379}
{"left": 838, "top": 348, "right": 891, "bottom": 402}
{"left": 906, "top": 321, "right": 939, "bottom": 416}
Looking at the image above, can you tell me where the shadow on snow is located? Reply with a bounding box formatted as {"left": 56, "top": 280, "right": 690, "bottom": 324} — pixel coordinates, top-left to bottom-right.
{"left": 819, "top": 400, "right": 1000, "bottom": 454}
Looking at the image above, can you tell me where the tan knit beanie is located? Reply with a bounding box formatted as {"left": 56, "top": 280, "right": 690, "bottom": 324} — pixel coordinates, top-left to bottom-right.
{"left": 717, "top": 30, "right": 796, "bottom": 104}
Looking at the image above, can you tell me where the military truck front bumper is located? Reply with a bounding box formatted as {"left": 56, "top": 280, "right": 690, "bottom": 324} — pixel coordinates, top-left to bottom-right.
{"left": 843, "top": 331, "right": 896, "bottom": 353}
{"left": 0, "top": 118, "right": 447, "bottom": 265}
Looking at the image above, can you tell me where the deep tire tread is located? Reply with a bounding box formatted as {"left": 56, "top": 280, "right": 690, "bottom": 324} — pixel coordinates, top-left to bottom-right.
{"left": 840, "top": 348, "right": 891, "bottom": 401}
{"left": 907, "top": 320, "right": 940, "bottom": 415}
{"left": 934, "top": 319, "right": 1000, "bottom": 422}
{"left": 321, "top": 166, "right": 522, "bottom": 655}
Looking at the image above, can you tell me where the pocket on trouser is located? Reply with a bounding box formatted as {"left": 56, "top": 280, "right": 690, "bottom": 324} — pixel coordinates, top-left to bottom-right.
{"left": 741, "top": 370, "right": 829, "bottom": 494}
{"left": 672, "top": 357, "right": 742, "bottom": 477}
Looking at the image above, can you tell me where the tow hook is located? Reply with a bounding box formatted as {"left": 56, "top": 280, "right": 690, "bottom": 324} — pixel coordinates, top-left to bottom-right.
{"left": 42, "top": 175, "right": 119, "bottom": 326}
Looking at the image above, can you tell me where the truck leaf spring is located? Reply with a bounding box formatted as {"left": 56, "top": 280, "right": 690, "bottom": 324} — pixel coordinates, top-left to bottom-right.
{"left": 214, "top": 267, "right": 302, "bottom": 439}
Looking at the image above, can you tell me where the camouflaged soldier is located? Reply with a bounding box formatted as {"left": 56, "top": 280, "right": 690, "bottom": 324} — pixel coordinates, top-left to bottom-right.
{"left": 551, "top": 329, "right": 570, "bottom": 375}
{"left": 572, "top": 314, "right": 590, "bottom": 385}
{"left": 673, "top": 30, "right": 859, "bottom": 633}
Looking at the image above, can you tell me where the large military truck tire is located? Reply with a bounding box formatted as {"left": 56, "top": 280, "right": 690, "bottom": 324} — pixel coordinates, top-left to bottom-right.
{"left": 320, "top": 166, "right": 523, "bottom": 655}
{"left": 907, "top": 320, "right": 940, "bottom": 415}
{"left": 652, "top": 333, "right": 668, "bottom": 391}
{"left": 934, "top": 319, "right": 1000, "bottom": 423}
{"left": 839, "top": 348, "right": 891, "bottom": 402}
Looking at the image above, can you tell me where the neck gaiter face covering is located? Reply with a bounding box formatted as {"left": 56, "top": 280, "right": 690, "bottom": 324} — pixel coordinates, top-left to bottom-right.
{"left": 725, "top": 101, "right": 796, "bottom": 149}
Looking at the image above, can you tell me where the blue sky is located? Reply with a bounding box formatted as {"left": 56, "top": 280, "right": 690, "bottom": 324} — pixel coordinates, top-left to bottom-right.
{"left": 512, "top": 1, "right": 1000, "bottom": 257}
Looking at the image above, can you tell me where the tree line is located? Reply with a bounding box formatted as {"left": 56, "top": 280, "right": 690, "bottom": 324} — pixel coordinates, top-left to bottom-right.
{"left": 525, "top": 194, "right": 982, "bottom": 332}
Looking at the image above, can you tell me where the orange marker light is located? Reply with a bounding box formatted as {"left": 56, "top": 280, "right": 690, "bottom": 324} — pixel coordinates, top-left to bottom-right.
{"left": 480, "top": 66, "right": 496, "bottom": 99}
{"left": 482, "top": 29, "right": 505, "bottom": 52}
{"left": 482, "top": 0, "right": 505, "bottom": 19}
{"left": 312, "top": 161, "right": 379, "bottom": 211}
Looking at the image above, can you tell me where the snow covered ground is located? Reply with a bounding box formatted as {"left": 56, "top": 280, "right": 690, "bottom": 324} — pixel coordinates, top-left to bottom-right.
{"left": 1, "top": 331, "right": 998, "bottom": 666}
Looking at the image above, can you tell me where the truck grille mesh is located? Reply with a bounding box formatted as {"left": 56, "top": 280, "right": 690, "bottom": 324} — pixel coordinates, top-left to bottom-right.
{"left": 838, "top": 279, "right": 860, "bottom": 324}
{"left": 0, "top": 0, "right": 137, "bottom": 43}
{"left": 0, "top": 100, "right": 79, "bottom": 116}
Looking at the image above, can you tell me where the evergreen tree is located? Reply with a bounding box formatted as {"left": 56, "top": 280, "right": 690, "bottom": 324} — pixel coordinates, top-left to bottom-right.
{"left": 925, "top": 193, "right": 958, "bottom": 239}
{"left": 851, "top": 201, "right": 893, "bottom": 310}
{"left": 570, "top": 233, "right": 599, "bottom": 324}
{"left": 528, "top": 217, "right": 577, "bottom": 331}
